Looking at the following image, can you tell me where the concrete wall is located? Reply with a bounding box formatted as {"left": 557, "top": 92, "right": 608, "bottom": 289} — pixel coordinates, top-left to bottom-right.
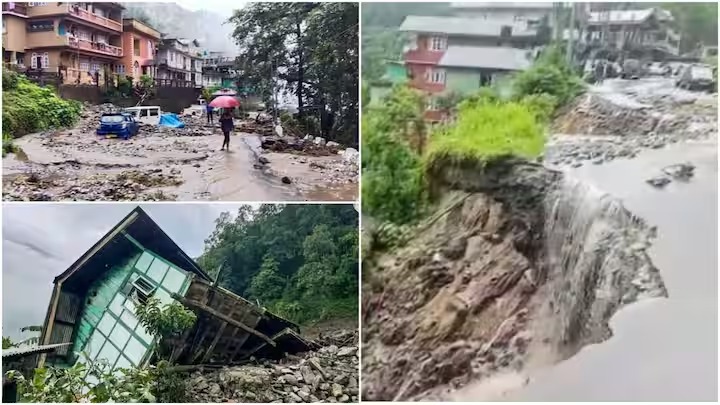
{"left": 58, "top": 85, "right": 201, "bottom": 113}
{"left": 2, "top": 15, "right": 27, "bottom": 52}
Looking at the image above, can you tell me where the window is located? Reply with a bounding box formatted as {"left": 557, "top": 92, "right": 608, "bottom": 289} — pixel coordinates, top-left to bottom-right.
{"left": 115, "top": 64, "right": 125, "bottom": 74}
{"left": 426, "top": 97, "right": 439, "bottom": 111}
{"left": 135, "top": 251, "right": 154, "bottom": 273}
{"left": 133, "top": 38, "right": 140, "bottom": 56}
{"left": 147, "top": 40, "right": 153, "bottom": 56}
{"left": 79, "top": 60, "right": 90, "bottom": 71}
{"left": 78, "top": 30, "right": 90, "bottom": 41}
{"left": 429, "top": 36, "right": 447, "bottom": 51}
{"left": 128, "top": 275, "right": 156, "bottom": 305}
{"left": 31, "top": 53, "right": 49, "bottom": 69}
{"left": 90, "top": 62, "right": 100, "bottom": 73}
{"left": 28, "top": 2, "right": 48, "bottom": 6}
{"left": 428, "top": 68, "right": 445, "bottom": 84}
{"left": 147, "top": 258, "right": 169, "bottom": 283}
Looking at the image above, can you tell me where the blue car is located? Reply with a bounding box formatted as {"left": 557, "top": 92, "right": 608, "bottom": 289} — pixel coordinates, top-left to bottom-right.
{"left": 96, "top": 112, "right": 139, "bottom": 140}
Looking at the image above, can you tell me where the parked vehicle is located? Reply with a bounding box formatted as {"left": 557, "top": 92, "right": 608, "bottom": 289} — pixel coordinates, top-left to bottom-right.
{"left": 621, "top": 59, "right": 642, "bottom": 79}
{"left": 675, "top": 64, "right": 716, "bottom": 92}
{"left": 123, "top": 106, "right": 161, "bottom": 125}
{"left": 96, "top": 113, "right": 140, "bottom": 139}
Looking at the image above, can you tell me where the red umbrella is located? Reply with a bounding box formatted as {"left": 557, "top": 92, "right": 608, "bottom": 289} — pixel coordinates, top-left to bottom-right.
{"left": 209, "top": 96, "right": 240, "bottom": 108}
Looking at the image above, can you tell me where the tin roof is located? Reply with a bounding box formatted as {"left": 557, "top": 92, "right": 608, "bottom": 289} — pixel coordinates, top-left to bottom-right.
{"left": 2, "top": 343, "right": 71, "bottom": 359}
{"left": 399, "top": 16, "right": 537, "bottom": 37}
{"left": 450, "top": 2, "right": 553, "bottom": 10}
{"left": 587, "top": 8, "right": 673, "bottom": 25}
{"left": 438, "top": 46, "right": 534, "bottom": 71}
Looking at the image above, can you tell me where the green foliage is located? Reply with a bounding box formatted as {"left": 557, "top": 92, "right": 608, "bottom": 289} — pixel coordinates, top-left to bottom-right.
{"left": 198, "top": 205, "right": 358, "bottom": 325}
{"left": 5, "top": 354, "right": 186, "bottom": 403}
{"left": 3, "top": 336, "right": 15, "bottom": 349}
{"left": 425, "top": 101, "right": 545, "bottom": 170}
{"left": 3, "top": 133, "right": 16, "bottom": 157}
{"left": 362, "top": 85, "right": 427, "bottom": 224}
{"left": 511, "top": 46, "right": 584, "bottom": 106}
{"left": 660, "top": 3, "right": 718, "bottom": 52}
{"left": 229, "top": 2, "right": 358, "bottom": 145}
{"left": 249, "top": 255, "right": 287, "bottom": 304}
{"left": 2, "top": 73, "right": 82, "bottom": 137}
{"left": 135, "top": 298, "right": 196, "bottom": 341}
{"left": 3, "top": 68, "right": 20, "bottom": 91}
{"left": 519, "top": 93, "right": 559, "bottom": 123}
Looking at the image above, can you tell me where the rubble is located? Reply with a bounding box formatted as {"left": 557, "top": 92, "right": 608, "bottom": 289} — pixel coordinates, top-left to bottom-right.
{"left": 186, "top": 330, "right": 359, "bottom": 403}
{"left": 547, "top": 78, "right": 717, "bottom": 168}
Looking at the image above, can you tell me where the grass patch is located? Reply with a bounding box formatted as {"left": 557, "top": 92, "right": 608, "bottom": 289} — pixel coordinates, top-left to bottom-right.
{"left": 2, "top": 133, "right": 16, "bottom": 157}
{"left": 424, "top": 101, "right": 545, "bottom": 171}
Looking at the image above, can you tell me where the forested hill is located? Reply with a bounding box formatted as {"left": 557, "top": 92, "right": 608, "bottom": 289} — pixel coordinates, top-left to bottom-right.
{"left": 196, "top": 205, "right": 358, "bottom": 325}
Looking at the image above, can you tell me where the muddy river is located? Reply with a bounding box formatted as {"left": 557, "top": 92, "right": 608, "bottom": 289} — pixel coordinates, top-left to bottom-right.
{"left": 452, "top": 135, "right": 718, "bottom": 403}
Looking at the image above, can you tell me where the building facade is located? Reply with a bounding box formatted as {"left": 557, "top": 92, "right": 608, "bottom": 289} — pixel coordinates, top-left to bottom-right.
{"left": 120, "top": 18, "right": 161, "bottom": 81}
{"left": 202, "top": 51, "right": 237, "bottom": 89}
{"left": 2, "top": 2, "right": 126, "bottom": 85}
{"left": 583, "top": 8, "right": 680, "bottom": 56}
{"left": 399, "top": 3, "right": 548, "bottom": 121}
{"left": 155, "top": 38, "right": 203, "bottom": 87}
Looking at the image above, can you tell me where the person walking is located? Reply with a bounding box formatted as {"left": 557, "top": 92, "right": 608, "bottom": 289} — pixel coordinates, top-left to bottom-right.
{"left": 219, "top": 110, "right": 234, "bottom": 151}
{"left": 206, "top": 103, "right": 215, "bottom": 124}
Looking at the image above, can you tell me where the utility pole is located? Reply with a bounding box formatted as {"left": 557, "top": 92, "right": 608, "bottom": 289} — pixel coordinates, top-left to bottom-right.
{"left": 566, "top": 2, "right": 576, "bottom": 65}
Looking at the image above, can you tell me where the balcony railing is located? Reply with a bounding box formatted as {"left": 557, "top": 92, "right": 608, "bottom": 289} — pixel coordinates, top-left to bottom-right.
{"left": 2, "top": 3, "right": 28, "bottom": 15}
{"left": 68, "top": 4, "right": 122, "bottom": 32}
{"left": 68, "top": 37, "right": 123, "bottom": 57}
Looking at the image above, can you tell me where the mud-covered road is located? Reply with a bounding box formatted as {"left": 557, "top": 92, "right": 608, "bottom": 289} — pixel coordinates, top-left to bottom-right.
{"left": 2, "top": 107, "right": 358, "bottom": 201}
{"left": 452, "top": 79, "right": 718, "bottom": 401}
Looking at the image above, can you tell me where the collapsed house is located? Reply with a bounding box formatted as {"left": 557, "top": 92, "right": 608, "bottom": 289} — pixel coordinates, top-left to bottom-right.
{"left": 37, "top": 207, "right": 310, "bottom": 371}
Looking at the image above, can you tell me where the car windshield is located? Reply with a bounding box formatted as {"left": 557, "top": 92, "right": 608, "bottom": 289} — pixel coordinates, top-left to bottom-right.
{"left": 101, "top": 115, "right": 125, "bottom": 124}
{"left": 692, "top": 67, "right": 714, "bottom": 79}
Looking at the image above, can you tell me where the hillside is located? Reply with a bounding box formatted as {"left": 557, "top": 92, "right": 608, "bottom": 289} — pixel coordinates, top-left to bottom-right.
{"left": 122, "top": 2, "right": 238, "bottom": 55}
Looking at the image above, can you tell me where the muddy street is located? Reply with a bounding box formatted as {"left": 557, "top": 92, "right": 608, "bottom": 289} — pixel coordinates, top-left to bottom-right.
{"left": 2, "top": 105, "right": 358, "bottom": 201}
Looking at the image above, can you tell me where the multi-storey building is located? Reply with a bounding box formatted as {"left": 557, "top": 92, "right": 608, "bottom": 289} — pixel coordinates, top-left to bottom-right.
{"left": 5, "top": 2, "right": 126, "bottom": 84}
{"left": 202, "top": 51, "right": 237, "bottom": 89}
{"left": 155, "top": 38, "right": 202, "bottom": 87}
{"left": 398, "top": 2, "right": 549, "bottom": 121}
{"left": 583, "top": 8, "right": 680, "bottom": 56}
{"left": 2, "top": 2, "right": 29, "bottom": 67}
{"left": 121, "top": 18, "right": 161, "bottom": 81}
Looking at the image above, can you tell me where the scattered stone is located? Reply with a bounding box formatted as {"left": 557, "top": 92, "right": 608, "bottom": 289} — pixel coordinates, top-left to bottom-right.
{"left": 662, "top": 163, "right": 695, "bottom": 180}
{"left": 281, "top": 176, "right": 292, "bottom": 184}
{"left": 646, "top": 176, "right": 671, "bottom": 188}
{"left": 259, "top": 156, "right": 271, "bottom": 165}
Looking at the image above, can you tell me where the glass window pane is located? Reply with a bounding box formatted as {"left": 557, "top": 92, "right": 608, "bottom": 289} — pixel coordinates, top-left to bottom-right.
{"left": 84, "top": 330, "right": 105, "bottom": 360}
{"left": 162, "top": 266, "right": 186, "bottom": 294}
{"left": 97, "top": 341, "right": 120, "bottom": 368}
{"left": 147, "top": 258, "right": 169, "bottom": 284}
{"left": 109, "top": 323, "right": 131, "bottom": 351}
{"left": 154, "top": 288, "right": 173, "bottom": 306}
{"left": 97, "top": 312, "right": 116, "bottom": 337}
{"left": 114, "top": 354, "right": 133, "bottom": 371}
{"left": 135, "top": 323, "right": 154, "bottom": 345}
{"left": 135, "top": 251, "right": 154, "bottom": 273}
{"left": 123, "top": 298, "right": 137, "bottom": 314}
{"left": 120, "top": 308, "right": 138, "bottom": 330}
{"left": 109, "top": 294, "right": 124, "bottom": 316}
{"left": 125, "top": 338, "right": 147, "bottom": 366}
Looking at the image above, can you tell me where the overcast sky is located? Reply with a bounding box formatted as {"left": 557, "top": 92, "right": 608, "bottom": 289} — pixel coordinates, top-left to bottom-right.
{"left": 173, "top": 0, "right": 247, "bottom": 17}
{"left": 1, "top": 203, "right": 255, "bottom": 342}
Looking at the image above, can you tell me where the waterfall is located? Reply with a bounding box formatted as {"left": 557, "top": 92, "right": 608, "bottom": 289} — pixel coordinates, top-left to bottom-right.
{"left": 537, "top": 176, "right": 666, "bottom": 359}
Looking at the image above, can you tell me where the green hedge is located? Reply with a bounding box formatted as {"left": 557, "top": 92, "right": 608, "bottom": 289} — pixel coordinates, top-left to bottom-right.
{"left": 2, "top": 70, "right": 81, "bottom": 137}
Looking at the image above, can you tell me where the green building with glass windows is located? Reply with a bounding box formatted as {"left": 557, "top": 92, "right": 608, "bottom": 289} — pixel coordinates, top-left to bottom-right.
{"left": 37, "top": 207, "right": 212, "bottom": 370}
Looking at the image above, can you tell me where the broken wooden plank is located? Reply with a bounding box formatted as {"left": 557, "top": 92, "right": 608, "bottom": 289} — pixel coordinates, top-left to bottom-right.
{"left": 172, "top": 293, "right": 276, "bottom": 347}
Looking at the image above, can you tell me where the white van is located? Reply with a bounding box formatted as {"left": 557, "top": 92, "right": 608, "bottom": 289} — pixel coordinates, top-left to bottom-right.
{"left": 123, "top": 106, "right": 162, "bottom": 125}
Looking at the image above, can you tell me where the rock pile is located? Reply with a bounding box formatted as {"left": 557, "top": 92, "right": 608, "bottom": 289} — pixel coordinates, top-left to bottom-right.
{"left": 186, "top": 330, "right": 359, "bottom": 403}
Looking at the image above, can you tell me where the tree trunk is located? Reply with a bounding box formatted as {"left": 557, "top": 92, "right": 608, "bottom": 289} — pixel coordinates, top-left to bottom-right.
{"left": 296, "top": 22, "right": 304, "bottom": 118}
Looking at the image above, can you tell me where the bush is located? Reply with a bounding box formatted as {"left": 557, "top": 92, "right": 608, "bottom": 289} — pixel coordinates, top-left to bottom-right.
{"left": 512, "top": 63, "right": 584, "bottom": 105}
{"left": 2, "top": 133, "right": 16, "bottom": 157}
{"left": 425, "top": 101, "right": 545, "bottom": 171}
{"left": 2, "top": 74, "right": 81, "bottom": 137}
{"left": 2, "top": 69, "right": 19, "bottom": 91}
{"left": 520, "top": 93, "right": 558, "bottom": 123}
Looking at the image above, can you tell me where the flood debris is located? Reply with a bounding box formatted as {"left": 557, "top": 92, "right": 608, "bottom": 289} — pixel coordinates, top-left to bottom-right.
{"left": 546, "top": 78, "right": 717, "bottom": 168}
{"left": 3, "top": 103, "right": 356, "bottom": 201}
{"left": 187, "top": 330, "right": 359, "bottom": 403}
{"left": 662, "top": 163, "right": 695, "bottom": 180}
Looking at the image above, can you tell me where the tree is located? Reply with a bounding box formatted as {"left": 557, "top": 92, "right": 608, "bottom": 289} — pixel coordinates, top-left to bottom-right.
{"left": 228, "top": 2, "right": 359, "bottom": 146}
{"left": 248, "top": 255, "right": 286, "bottom": 304}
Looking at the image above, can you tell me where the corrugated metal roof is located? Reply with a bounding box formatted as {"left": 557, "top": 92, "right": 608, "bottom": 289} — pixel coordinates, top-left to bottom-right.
{"left": 438, "top": 46, "right": 534, "bottom": 71}
{"left": 399, "top": 16, "right": 537, "bottom": 37}
{"left": 2, "top": 343, "right": 71, "bottom": 359}
{"left": 451, "top": 2, "right": 553, "bottom": 10}
{"left": 588, "top": 8, "right": 673, "bottom": 24}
